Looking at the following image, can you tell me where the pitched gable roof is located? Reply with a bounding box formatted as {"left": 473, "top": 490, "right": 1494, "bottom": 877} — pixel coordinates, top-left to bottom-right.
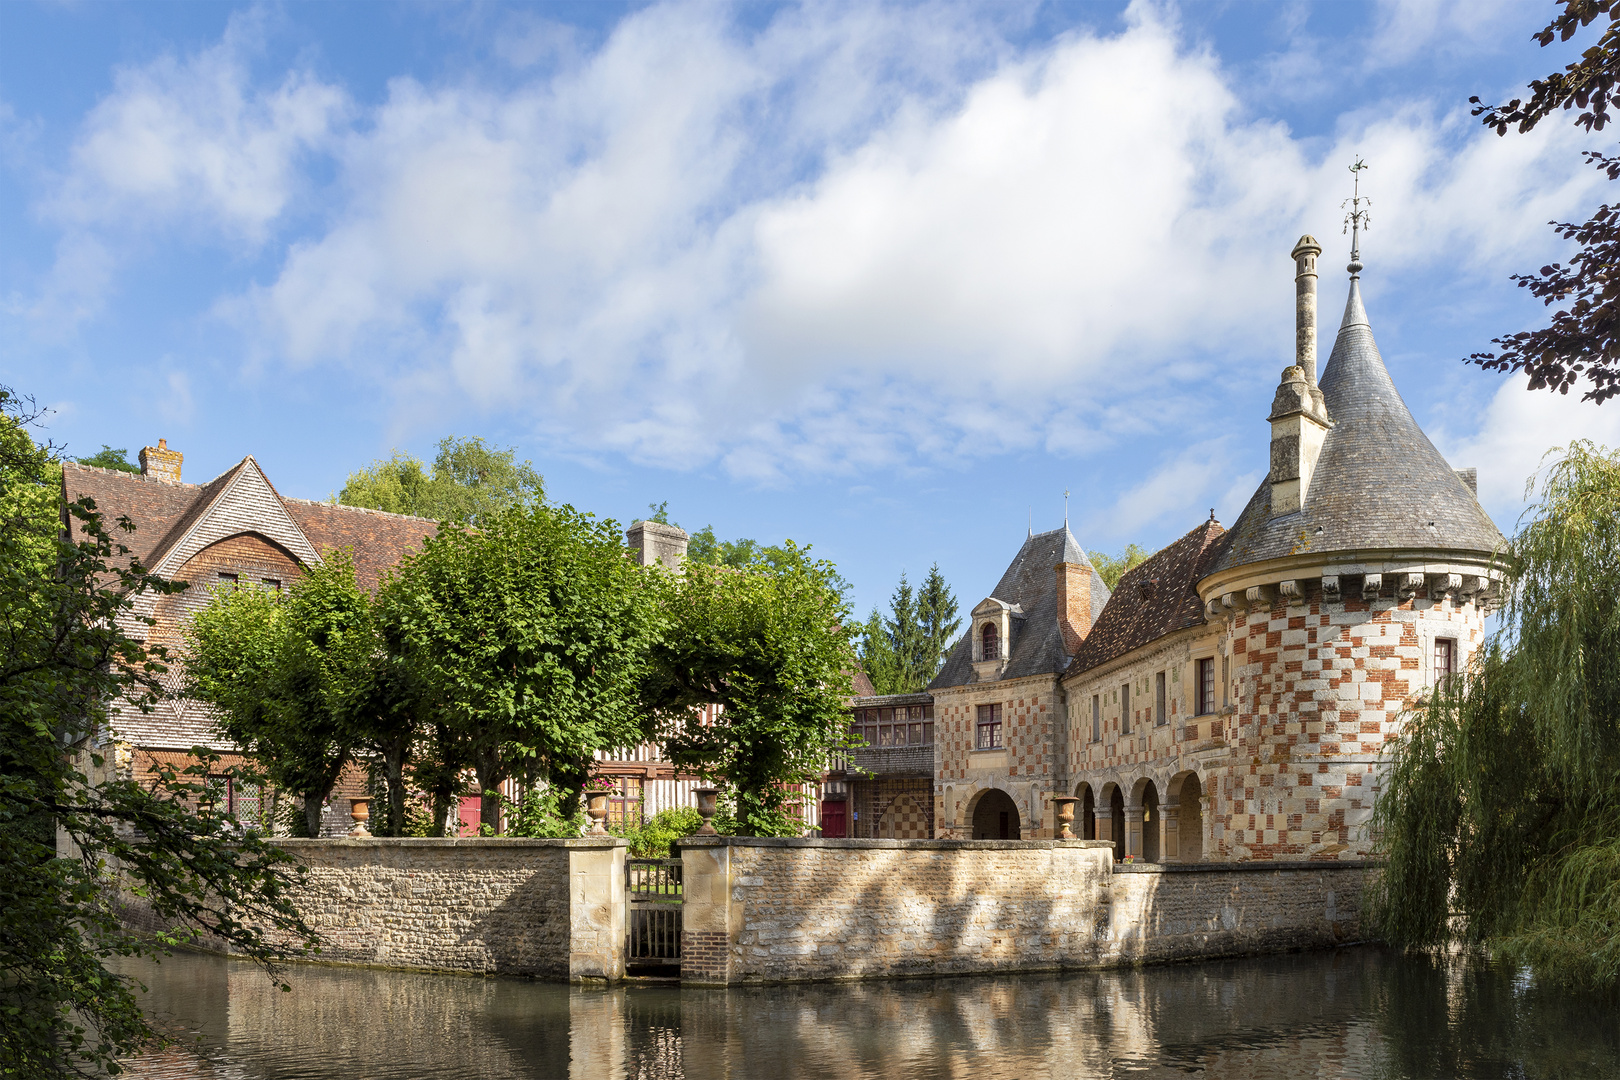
{"left": 61, "top": 458, "right": 438, "bottom": 592}
{"left": 930, "top": 525, "right": 1111, "bottom": 689}
{"left": 1067, "top": 519, "right": 1227, "bottom": 677}
{"left": 1212, "top": 275, "right": 1504, "bottom": 573}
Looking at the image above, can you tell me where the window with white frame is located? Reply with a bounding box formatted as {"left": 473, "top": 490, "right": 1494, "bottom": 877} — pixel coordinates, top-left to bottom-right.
{"left": 1196, "top": 658, "right": 1216, "bottom": 716}
{"left": 976, "top": 703, "right": 1003, "bottom": 749}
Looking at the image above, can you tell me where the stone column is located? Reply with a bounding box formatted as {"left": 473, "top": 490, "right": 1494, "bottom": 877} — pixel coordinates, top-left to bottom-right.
{"left": 1094, "top": 803, "right": 1114, "bottom": 848}
{"left": 678, "top": 837, "right": 735, "bottom": 986}
{"left": 1124, "top": 806, "right": 1144, "bottom": 861}
{"left": 568, "top": 839, "right": 628, "bottom": 983}
{"left": 1161, "top": 802, "right": 1180, "bottom": 862}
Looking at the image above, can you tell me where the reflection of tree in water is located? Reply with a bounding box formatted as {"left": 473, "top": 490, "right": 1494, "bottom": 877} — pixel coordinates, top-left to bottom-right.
{"left": 1364, "top": 951, "right": 1620, "bottom": 1080}
{"left": 115, "top": 947, "right": 1620, "bottom": 1079}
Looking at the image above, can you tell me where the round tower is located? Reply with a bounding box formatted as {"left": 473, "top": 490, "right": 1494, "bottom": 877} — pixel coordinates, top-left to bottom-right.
{"left": 1194, "top": 239, "right": 1506, "bottom": 861}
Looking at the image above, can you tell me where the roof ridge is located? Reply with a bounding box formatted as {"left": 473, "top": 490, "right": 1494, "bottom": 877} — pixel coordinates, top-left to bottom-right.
{"left": 282, "top": 495, "right": 442, "bottom": 525}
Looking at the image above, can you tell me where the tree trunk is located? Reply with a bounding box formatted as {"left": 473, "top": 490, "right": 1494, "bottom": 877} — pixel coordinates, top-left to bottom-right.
{"left": 382, "top": 737, "right": 409, "bottom": 837}
{"left": 474, "top": 747, "right": 506, "bottom": 834}
{"left": 302, "top": 792, "right": 323, "bottom": 838}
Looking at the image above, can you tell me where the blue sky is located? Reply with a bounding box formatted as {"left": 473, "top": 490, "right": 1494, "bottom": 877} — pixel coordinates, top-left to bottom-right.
{"left": 6, "top": 1, "right": 1620, "bottom": 621}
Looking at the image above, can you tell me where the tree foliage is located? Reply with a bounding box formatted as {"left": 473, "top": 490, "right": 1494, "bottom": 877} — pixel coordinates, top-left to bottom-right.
{"left": 0, "top": 386, "right": 315, "bottom": 1078}
{"left": 1371, "top": 441, "right": 1620, "bottom": 986}
{"left": 645, "top": 541, "right": 856, "bottom": 836}
{"left": 73, "top": 446, "right": 141, "bottom": 474}
{"left": 1091, "top": 543, "right": 1148, "bottom": 591}
{"left": 337, "top": 435, "right": 543, "bottom": 525}
{"left": 186, "top": 554, "right": 373, "bottom": 837}
{"left": 385, "top": 502, "right": 661, "bottom": 831}
{"left": 1467, "top": 0, "right": 1620, "bottom": 404}
{"left": 858, "top": 564, "right": 960, "bottom": 694}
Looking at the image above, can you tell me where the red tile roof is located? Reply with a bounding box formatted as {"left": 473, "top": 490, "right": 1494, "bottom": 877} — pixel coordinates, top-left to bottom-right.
{"left": 1065, "top": 519, "right": 1228, "bottom": 676}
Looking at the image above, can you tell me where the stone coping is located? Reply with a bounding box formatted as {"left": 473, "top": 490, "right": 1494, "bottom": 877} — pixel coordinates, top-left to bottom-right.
{"left": 677, "top": 837, "right": 1117, "bottom": 851}
{"left": 1111, "top": 859, "right": 1377, "bottom": 873}
{"left": 270, "top": 837, "right": 628, "bottom": 849}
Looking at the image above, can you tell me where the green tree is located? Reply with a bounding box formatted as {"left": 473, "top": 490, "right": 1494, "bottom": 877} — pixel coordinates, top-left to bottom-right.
{"left": 1091, "top": 543, "right": 1148, "bottom": 591}
{"left": 186, "top": 553, "right": 372, "bottom": 837}
{"left": 1466, "top": 1, "right": 1620, "bottom": 403}
{"left": 1371, "top": 441, "right": 1620, "bottom": 986}
{"left": 645, "top": 541, "right": 857, "bottom": 836}
{"left": 857, "top": 606, "right": 904, "bottom": 695}
{"left": 73, "top": 445, "right": 140, "bottom": 473}
{"left": 0, "top": 385, "right": 315, "bottom": 1077}
{"left": 386, "top": 502, "right": 661, "bottom": 832}
{"left": 337, "top": 435, "right": 543, "bottom": 525}
{"left": 916, "top": 564, "right": 961, "bottom": 685}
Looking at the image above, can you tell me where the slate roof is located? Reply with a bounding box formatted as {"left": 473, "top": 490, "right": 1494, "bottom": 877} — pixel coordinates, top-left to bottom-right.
{"left": 1212, "top": 273, "right": 1504, "bottom": 574}
{"left": 61, "top": 461, "right": 439, "bottom": 592}
{"left": 930, "top": 526, "right": 1111, "bottom": 690}
{"left": 1066, "top": 519, "right": 1228, "bottom": 677}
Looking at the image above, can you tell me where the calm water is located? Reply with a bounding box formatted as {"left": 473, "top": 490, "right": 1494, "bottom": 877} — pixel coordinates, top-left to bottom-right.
{"left": 115, "top": 947, "right": 1619, "bottom": 1080}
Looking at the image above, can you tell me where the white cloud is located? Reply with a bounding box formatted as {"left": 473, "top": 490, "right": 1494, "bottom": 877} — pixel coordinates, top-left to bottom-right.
{"left": 1435, "top": 377, "right": 1620, "bottom": 527}
{"left": 49, "top": 10, "right": 346, "bottom": 242}
{"left": 34, "top": 1, "right": 1616, "bottom": 486}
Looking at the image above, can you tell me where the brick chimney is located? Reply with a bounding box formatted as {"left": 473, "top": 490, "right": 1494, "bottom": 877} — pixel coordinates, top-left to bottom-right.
{"left": 1055, "top": 562, "right": 1094, "bottom": 654}
{"left": 139, "top": 439, "right": 183, "bottom": 483}
{"left": 626, "top": 519, "right": 689, "bottom": 571}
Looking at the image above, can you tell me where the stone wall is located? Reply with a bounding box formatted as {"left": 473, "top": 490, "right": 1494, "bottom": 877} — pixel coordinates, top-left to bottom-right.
{"left": 119, "top": 837, "right": 627, "bottom": 981}
{"left": 679, "top": 837, "right": 1369, "bottom": 985}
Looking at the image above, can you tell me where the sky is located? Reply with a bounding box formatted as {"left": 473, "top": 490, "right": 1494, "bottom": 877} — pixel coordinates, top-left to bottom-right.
{"left": 5, "top": 0, "right": 1620, "bottom": 621}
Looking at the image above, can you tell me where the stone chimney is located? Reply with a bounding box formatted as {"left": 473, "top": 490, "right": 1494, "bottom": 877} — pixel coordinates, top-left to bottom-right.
{"left": 1054, "top": 562, "right": 1094, "bottom": 654}
{"left": 1291, "top": 234, "right": 1323, "bottom": 387}
{"left": 139, "top": 438, "right": 182, "bottom": 483}
{"left": 626, "top": 519, "right": 689, "bottom": 571}
{"left": 1269, "top": 364, "right": 1331, "bottom": 517}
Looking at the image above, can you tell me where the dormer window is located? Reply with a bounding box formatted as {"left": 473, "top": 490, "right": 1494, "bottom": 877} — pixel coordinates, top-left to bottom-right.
{"left": 981, "top": 622, "right": 999, "bottom": 661}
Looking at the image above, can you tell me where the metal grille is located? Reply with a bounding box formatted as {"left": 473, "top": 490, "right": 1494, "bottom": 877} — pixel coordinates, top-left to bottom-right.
{"left": 626, "top": 858, "right": 682, "bottom": 965}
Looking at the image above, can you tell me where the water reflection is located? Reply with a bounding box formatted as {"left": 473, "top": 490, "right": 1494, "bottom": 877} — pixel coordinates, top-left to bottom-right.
{"left": 116, "top": 947, "right": 1620, "bottom": 1080}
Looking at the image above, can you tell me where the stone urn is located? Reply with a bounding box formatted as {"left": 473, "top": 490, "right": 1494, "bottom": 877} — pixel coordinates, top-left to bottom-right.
{"left": 348, "top": 797, "right": 371, "bottom": 838}
{"left": 693, "top": 787, "right": 720, "bottom": 835}
{"left": 585, "top": 790, "right": 610, "bottom": 835}
{"left": 1052, "top": 796, "right": 1079, "bottom": 840}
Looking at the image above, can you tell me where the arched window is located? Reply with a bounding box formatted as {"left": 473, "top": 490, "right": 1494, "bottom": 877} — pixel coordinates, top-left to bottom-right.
{"left": 981, "top": 621, "right": 999, "bottom": 660}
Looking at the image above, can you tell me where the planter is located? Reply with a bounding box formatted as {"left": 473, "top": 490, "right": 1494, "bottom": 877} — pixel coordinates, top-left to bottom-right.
{"left": 585, "top": 791, "right": 610, "bottom": 835}
{"left": 694, "top": 788, "right": 719, "bottom": 835}
{"left": 349, "top": 798, "right": 371, "bottom": 838}
{"left": 1052, "top": 796, "right": 1079, "bottom": 840}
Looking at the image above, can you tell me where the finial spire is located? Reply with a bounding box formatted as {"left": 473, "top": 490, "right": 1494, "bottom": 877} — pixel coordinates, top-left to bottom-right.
{"left": 1063, "top": 489, "right": 1069, "bottom": 528}
{"left": 1028, "top": 507, "right": 1032, "bottom": 538}
{"left": 1342, "top": 157, "right": 1370, "bottom": 278}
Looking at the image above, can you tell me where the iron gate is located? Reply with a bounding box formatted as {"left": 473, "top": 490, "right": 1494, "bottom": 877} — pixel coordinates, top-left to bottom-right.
{"left": 626, "top": 858, "right": 682, "bottom": 967}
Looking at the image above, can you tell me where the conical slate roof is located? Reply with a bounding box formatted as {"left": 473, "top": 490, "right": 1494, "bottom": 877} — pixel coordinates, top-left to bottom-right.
{"left": 930, "top": 525, "right": 1111, "bottom": 689}
{"left": 1212, "top": 275, "right": 1504, "bottom": 573}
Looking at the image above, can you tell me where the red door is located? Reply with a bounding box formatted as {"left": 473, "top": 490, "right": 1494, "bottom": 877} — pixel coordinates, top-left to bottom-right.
{"left": 820, "top": 800, "right": 847, "bottom": 838}
{"left": 458, "top": 796, "right": 481, "bottom": 836}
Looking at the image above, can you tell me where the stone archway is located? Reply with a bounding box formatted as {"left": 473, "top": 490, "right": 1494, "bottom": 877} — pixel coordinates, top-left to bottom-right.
{"left": 1075, "top": 782, "right": 1096, "bottom": 840}
{"left": 971, "top": 788, "right": 1021, "bottom": 839}
{"left": 1177, "top": 773, "right": 1204, "bottom": 862}
{"left": 877, "top": 794, "right": 930, "bottom": 840}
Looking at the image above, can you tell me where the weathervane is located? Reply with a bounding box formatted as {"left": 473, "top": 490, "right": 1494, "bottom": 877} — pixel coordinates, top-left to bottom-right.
{"left": 1063, "top": 489, "right": 1070, "bottom": 527}
{"left": 1342, "top": 157, "right": 1370, "bottom": 276}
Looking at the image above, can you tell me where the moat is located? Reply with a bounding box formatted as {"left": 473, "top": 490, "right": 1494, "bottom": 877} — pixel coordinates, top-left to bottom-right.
{"left": 118, "top": 946, "right": 1619, "bottom": 1079}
